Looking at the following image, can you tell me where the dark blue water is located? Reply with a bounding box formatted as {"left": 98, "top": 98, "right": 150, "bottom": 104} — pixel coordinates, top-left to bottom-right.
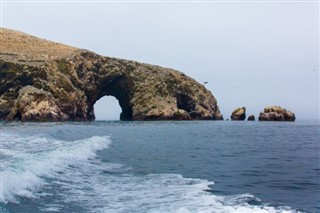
{"left": 1, "top": 120, "right": 319, "bottom": 213}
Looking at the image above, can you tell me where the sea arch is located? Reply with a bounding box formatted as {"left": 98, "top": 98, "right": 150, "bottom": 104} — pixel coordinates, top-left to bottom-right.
{"left": 92, "top": 74, "right": 134, "bottom": 121}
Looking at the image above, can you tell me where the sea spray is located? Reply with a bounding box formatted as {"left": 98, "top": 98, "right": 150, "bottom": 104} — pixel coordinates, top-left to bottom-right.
{"left": 0, "top": 134, "right": 110, "bottom": 204}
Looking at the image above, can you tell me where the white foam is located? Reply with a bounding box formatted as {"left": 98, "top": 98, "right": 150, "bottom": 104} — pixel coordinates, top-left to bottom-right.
{"left": 0, "top": 134, "right": 110, "bottom": 204}
{"left": 87, "top": 174, "right": 297, "bottom": 213}
{"left": 48, "top": 167, "right": 298, "bottom": 213}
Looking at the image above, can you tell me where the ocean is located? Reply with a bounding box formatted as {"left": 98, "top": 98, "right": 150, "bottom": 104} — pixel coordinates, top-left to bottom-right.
{"left": 0, "top": 120, "right": 319, "bottom": 213}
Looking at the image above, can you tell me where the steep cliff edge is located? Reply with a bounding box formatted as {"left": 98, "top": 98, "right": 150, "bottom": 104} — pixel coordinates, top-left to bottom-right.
{"left": 0, "top": 28, "right": 223, "bottom": 121}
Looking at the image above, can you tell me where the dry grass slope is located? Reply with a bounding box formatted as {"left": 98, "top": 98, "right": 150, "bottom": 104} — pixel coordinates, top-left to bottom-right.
{"left": 0, "top": 28, "right": 79, "bottom": 65}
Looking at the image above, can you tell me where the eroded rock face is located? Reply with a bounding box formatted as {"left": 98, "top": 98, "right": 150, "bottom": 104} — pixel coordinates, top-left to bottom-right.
{"left": 231, "top": 107, "right": 246, "bottom": 121}
{"left": 0, "top": 28, "right": 223, "bottom": 121}
{"left": 258, "top": 106, "right": 295, "bottom": 121}
{"left": 8, "top": 86, "right": 68, "bottom": 121}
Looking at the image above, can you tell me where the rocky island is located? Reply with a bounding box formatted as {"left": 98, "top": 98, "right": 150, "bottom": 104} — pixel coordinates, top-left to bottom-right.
{"left": 259, "top": 106, "right": 295, "bottom": 122}
{"left": 0, "top": 28, "right": 223, "bottom": 121}
{"left": 247, "top": 115, "right": 255, "bottom": 121}
{"left": 230, "top": 107, "right": 246, "bottom": 121}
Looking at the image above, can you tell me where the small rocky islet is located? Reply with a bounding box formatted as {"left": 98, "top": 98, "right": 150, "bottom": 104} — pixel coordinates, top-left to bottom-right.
{"left": 247, "top": 115, "right": 255, "bottom": 121}
{"left": 258, "top": 106, "right": 296, "bottom": 122}
{"left": 231, "top": 107, "right": 246, "bottom": 121}
{"left": 230, "top": 106, "right": 295, "bottom": 122}
{"left": 0, "top": 28, "right": 295, "bottom": 122}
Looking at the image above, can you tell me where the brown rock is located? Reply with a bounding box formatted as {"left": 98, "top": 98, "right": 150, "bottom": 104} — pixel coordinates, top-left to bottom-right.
{"left": 7, "top": 86, "right": 68, "bottom": 121}
{"left": 231, "top": 107, "right": 246, "bottom": 121}
{"left": 247, "top": 115, "right": 255, "bottom": 121}
{"left": 258, "top": 106, "right": 295, "bottom": 121}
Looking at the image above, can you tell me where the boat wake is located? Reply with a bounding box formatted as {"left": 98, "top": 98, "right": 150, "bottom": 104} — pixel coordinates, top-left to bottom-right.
{"left": 0, "top": 133, "right": 300, "bottom": 213}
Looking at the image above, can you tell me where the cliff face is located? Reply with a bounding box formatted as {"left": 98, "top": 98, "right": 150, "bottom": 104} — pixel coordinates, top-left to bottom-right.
{"left": 0, "top": 28, "right": 223, "bottom": 121}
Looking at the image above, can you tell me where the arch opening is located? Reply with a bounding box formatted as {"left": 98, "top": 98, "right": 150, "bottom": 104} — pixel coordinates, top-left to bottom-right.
{"left": 93, "top": 75, "right": 133, "bottom": 121}
{"left": 94, "top": 96, "right": 122, "bottom": 120}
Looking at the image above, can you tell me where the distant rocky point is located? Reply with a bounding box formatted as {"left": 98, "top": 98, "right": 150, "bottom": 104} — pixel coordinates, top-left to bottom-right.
{"left": 0, "top": 28, "right": 223, "bottom": 121}
{"left": 231, "top": 107, "right": 246, "bottom": 121}
{"left": 259, "top": 106, "right": 295, "bottom": 122}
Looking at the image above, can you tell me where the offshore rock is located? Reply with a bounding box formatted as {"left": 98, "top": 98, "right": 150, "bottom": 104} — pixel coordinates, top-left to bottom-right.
{"left": 247, "top": 115, "right": 255, "bottom": 121}
{"left": 258, "top": 106, "right": 295, "bottom": 121}
{"left": 231, "top": 107, "right": 246, "bottom": 121}
{"left": 0, "top": 28, "right": 223, "bottom": 121}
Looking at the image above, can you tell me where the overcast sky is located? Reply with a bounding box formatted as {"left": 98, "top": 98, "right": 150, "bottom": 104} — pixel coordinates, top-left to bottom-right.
{"left": 1, "top": 1, "right": 319, "bottom": 120}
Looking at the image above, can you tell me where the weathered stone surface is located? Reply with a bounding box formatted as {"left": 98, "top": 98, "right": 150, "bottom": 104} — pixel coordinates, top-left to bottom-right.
{"left": 0, "top": 28, "right": 223, "bottom": 121}
{"left": 8, "top": 86, "right": 68, "bottom": 121}
{"left": 258, "top": 106, "right": 295, "bottom": 121}
{"left": 247, "top": 115, "right": 255, "bottom": 121}
{"left": 231, "top": 107, "right": 246, "bottom": 121}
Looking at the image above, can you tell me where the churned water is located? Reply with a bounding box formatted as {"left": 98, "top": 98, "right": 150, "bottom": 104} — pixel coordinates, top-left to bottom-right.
{"left": 0, "top": 120, "right": 319, "bottom": 213}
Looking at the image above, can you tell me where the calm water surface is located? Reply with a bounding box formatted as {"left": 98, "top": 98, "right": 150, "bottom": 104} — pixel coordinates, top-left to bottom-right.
{"left": 0, "top": 120, "right": 319, "bottom": 213}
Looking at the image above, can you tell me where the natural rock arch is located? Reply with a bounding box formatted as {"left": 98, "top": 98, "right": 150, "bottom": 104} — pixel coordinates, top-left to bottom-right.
{"left": 0, "top": 28, "right": 223, "bottom": 121}
{"left": 94, "top": 75, "right": 134, "bottom": 121}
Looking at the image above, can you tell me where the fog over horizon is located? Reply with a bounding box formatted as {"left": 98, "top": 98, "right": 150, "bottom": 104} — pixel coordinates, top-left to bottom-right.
{"left": 2, "top": 1, "right": 319, "bottom": 120}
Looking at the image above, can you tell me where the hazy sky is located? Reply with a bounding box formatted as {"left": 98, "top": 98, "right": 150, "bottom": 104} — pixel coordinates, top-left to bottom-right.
{"left": 1, "top": 1, "right": 319, "bottom": 120}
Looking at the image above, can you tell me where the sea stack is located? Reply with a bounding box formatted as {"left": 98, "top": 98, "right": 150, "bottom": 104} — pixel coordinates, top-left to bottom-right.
{"left": 0, "top": 28, "right": 223, "bottom": 121}
{"left": 231, "top": 107, "right": 246, "bottom": 121}
{"left": 247, "top": 115, "right": 255, "bottom": 121}
{"left": 258, "top": 106, "right": 295, "bottom": 121}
